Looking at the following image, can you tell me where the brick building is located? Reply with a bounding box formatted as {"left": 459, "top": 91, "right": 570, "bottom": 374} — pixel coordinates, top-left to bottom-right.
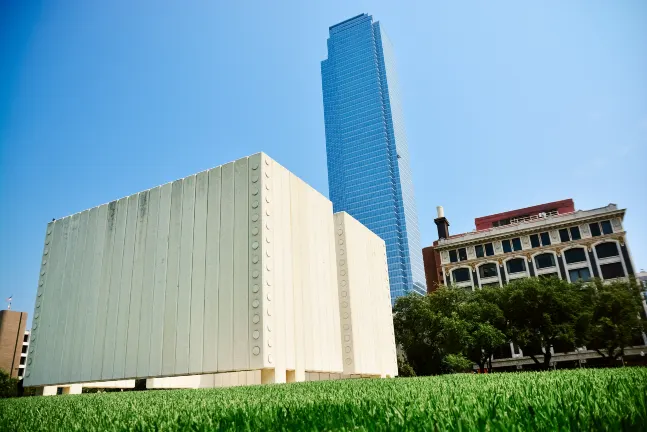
{"left": 0, "top": 310, "right": 28, "bottom": 378}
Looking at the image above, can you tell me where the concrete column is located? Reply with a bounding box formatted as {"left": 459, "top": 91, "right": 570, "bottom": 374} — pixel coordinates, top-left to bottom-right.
{"left": 620, "top": 244, "right": 635, "bottom": 276}
{"left": 588, "top": 250, "right": 600, "bottom": 278}
{"left": 62, "top": 384, "right": 82, "bottom": 395}
{"left": 528, "top": 260, "right": 536, "bottom": 277}
{"left": 40, "top": 386, "right": 57, "bottom": 396}
{"left": 557, "top": 254, "right": 567, "bottom": 280}
{"left": 499, "top": 265, "right": 507, "bottom": 285}
{"left": 471, "top": 269, "right": 479, "bottom": 289}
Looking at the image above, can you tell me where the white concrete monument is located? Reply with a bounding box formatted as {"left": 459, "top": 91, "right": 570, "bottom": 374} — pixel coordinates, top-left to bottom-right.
{"left": 25, "top": 153, "right": 397, "bottom": 392}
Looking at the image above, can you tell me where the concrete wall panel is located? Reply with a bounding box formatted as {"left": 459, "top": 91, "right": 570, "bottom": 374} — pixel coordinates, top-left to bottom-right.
{"left": 25, "top": 153, "right": 395, "bottom": 387}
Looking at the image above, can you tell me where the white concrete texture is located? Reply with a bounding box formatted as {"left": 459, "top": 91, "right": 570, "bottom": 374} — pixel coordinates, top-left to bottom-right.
{"left": 25, "top": 153, "right": 396, "bottom": 388}
{"left": 333, "top": 212, "right": 398, "bottom": 377}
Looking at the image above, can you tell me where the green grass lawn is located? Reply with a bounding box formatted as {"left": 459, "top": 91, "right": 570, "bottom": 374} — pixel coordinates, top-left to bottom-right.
{"left": 1, "top": 368, "right": 646, "bottom": 431}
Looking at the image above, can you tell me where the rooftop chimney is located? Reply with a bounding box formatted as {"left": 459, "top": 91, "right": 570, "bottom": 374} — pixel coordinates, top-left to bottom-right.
{"left": 434, "top": 206, "right": 450, "bottom": 240}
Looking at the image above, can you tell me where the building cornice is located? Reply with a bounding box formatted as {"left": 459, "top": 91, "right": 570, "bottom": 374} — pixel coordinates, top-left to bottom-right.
{"left": 435, "top": 207, "right": 624, "bottom": 251}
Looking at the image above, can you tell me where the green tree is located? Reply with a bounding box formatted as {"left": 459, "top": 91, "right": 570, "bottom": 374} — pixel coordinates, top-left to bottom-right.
{"left": 587, "top": 278, "right": 647, "bottom": 364}
{"left": 458, "top": 289, "right": 507, "bottom": 372}
{"left": 393, "top": 289, "right": 470, "bottom": 375}
{"left": 498, "top": 277, "right": 591, "bottom": 370}
{"left": 0, "top": 369, "right": 18, "bottom": 398}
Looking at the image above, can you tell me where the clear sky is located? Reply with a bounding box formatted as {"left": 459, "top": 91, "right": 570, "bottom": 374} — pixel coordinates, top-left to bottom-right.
{"left": 1, "top": 1, "right": 646, "bottom": 321}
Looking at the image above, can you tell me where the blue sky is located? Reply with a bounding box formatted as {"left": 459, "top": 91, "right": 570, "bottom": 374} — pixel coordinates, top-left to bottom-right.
{"left": 1, "top": 1, "right": 646, "bottom": 320}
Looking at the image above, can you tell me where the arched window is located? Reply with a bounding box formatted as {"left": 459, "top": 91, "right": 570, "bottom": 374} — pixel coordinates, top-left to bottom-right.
{"left": 564, "top": 248, "right": 586, "bottom": 264}
{"left": 534, "top": 253, "right": 556, "bottom": 269}
{"left": 479, "top": 263, "right": 498, "bottom": 279}
{"left": 595, "top": 242, "right": 619, "bottom": 259}
{"left": 506, "top": 258, "right": 526, "bottom": 274}
{"left": 452, "top": 268, "right": 471, "bottom": 283}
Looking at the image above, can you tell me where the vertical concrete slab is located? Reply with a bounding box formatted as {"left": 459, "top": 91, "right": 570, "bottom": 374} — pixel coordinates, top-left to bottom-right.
{"left": 233, "top": 158, "right": 249, "bottom": 370}
{"left": 125, "top": 190, "right": 150, "bottom": 379}
{"left": 218, "top": 162, "right": 235, "bottom": 372}
{"left": 24, "top": 220, "right": 56, "bottom": 386}
{"left": 71, "top": 209, "right": 97, "bottom": 383}
{"left": 102, "top": 197, "right": 128, "bottom": 380}
{"left": 80, "top": 205, "right": 106, "bottom": 382}
{"left": 289, "top": 175, "right": 306, "bottom": 382}
{"left": 91, "top": 202, "right": 116, "bottom": 380}
{"left": 63, "top": 211, "right": 90, "bottom": 384}
{"left": 114, "top": 194, "right": 139, "bottom": 379}
{"left": 248, "top": 154, "right": 265, "bottom": 371}
{"left": 175, "top": 175, "right": 196, "bottom": 375}
{"left": 189, "top": 171, "right": 208, "bottom": 374}
{"left": 162, "top": 179, "right": 183, "bottom": 376}
{"left": 136, "top": 186, "right": 160, "bottom": 378}
{"left": 50, "top": 214, "right": 79, "bottom": 384}
{"left": 259, "top": 154, "right": 276, "bottom": 375}
{"left": 203, "top": 167, "right": 222, "bottom": 373}
{"left": 149, "top": 183, "right": 171, "bottom": 377}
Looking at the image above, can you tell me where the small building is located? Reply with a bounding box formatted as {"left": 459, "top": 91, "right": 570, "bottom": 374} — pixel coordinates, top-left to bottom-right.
{"left": 423, "top": 199, "right": 636, "bottom": 291}
{"left": 0, "top": 310, "right": 28, "bottom": 379}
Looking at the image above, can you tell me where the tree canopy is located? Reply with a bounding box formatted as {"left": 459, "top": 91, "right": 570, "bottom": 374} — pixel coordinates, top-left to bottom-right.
{"left": 394, "top": 276, "right": 646, "bottom": 375}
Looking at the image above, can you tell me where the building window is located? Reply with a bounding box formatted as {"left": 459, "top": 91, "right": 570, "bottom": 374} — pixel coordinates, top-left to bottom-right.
{"left": 530, "top": 232, "right": 551, "bottom": 248}
{"left": 506, "top": 258, "right": 526, "bottom": 274}
{"left": 23, "top": 334, "right": 29, "bottom": 343}
{"left": 569, "top": 267, "right": 591, "bottom": 282}
{"left": 512, "top": 238, "right": 522, "bottom": 251}
{"left": 493, "top": 218, "right": 511, "bottom": 227}
{"left": 564, "top": 248, "right": 587, "bottom": 264}
{"left": 18, "top": 369, "right": 24, "bottom": 378}
{"left": 452, "top": 268, "right": 471, "bottom": 283}
{"left": 539, "top": 273, "right": 559, "bottom": 279}
{"left": 600, "top": 262, "right": 625, "bottom": 279}
{"left": 449, "top": 250, "right": 457, "bottom": 263}
{"left": 596, "top": 242, "right": 619, "bottom": 259}
{"left": 589, "top": 223, "right": 602, "bottom": 237}
{"left": 479, "top": 263, "right": 498, "bottom": 279}
{"left": 475, "top": 243, "right": 495, "bottom": 258}
{"left": 21, "top": 345, "right": 27, "bottom": 354}
{"left": 458, "top": 248, "right": 467, "bottom": 261}
{"left": 540, "top": 232, "right": 551, "bottom": 246}
{"left": 559, "top": 226, "right": 582, "bottom": 242}
{"left": 535, "top": 253, "right": 556, "bottom": 269}
{"left": 600, "top": 220, "right": 613, "bottom": 235}
{"left": 20, "top": 356, "right": 26, "bottom": 365}
{"left": 570, "top": 226, "right": 581, "bottom": 240}
{"left": 502, "top": 238, "right": 522, "bottom": 253}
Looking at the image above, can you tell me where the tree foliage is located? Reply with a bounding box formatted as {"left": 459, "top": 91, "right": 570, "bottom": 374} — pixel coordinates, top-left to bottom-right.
{"left": 586, "top": 278, "right": 647, "bottom": 363}
{"left": 394, "top": 276, "right": 646, "bottom": 375}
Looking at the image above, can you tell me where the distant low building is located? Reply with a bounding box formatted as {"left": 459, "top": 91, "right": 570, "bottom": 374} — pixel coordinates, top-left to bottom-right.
{"left": 0, "top": 310, "right": 29, "bottom": 379}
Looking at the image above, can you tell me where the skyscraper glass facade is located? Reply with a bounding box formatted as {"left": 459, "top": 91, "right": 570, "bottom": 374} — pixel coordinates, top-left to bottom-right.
{"left": 321, "top": 14, "right": 426, "bottom": 301}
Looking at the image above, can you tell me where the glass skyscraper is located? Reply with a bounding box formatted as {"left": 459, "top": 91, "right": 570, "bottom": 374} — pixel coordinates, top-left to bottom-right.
{"left": 321, "top": 14, "right": 426, "bottom": 301}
